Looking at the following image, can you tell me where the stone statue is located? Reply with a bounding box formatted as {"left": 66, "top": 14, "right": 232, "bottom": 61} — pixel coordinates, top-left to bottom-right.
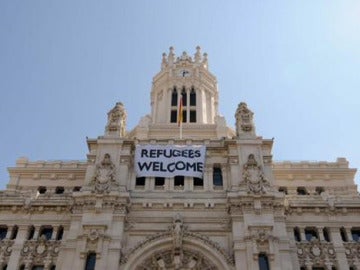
{"left": 235, "top": 102, "right": 256, "bottom": 137}
{"left": 105, "top": 102, "right": 127, "bottom": 137}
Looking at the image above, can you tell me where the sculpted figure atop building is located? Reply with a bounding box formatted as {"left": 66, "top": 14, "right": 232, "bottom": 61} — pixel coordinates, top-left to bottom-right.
{"left": 235, "top": 102, "right": 256, "bottom": 137}
{"left": 105, "top": 102, "right": 127, "bottom": 137}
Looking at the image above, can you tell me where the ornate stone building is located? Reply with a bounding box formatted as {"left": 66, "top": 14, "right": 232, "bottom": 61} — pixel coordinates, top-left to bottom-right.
{"left": 0, "top": 47, "right": 359, "bottom": 270}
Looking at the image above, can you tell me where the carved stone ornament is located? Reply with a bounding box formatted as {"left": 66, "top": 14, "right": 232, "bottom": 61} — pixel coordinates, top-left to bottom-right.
{"left": 241, "top": 154, "right": 272, "bottom": 194}
{"left": 296, "top": 240, "right": 337, "bottom": 267}
{"left": 91, "top": 153, "right": 118, "bottom": 193}
{"left": 105, "top": 102, "right": 127, "bottom": 137}
{"left": 121, "top": 214, "right": 234, "bottom": 268}
{"left": 20, "top": 239, "right": 61, "bottom": 266}
{"left": 235, "top": 102, "right": 256, "bottom": 137}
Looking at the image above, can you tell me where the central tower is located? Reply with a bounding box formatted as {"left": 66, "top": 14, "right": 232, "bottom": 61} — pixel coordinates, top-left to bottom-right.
{"left": 131, "top": 46, "right": 234, "bottom": 139}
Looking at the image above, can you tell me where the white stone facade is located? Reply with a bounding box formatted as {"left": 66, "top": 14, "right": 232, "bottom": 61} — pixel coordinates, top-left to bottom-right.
{"left": 0, "top": 47, "right": 359, "bottom": 270}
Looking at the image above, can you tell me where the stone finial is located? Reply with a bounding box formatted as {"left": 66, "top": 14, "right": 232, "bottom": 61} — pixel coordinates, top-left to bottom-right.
{"left": 105, "top": 102, "right": 127, "bottom": 137}
{"left": 202, "top": 52, "right": 208, "bottom": 69}
{"left": 168, "top": 46, "right": 175, "bottom": 65}
{"left": 194, "top": 46, "right": 201, "bottom": 63}
{"left": 235, "top": 102, "right": 256, "bottom": 138}
{"left": 161, "top": 52, "right": 167, "bottom": 70}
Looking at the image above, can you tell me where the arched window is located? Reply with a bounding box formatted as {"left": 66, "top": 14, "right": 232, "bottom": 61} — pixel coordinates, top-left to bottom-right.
{"left": 171, "top": 88, "right": 178, "bottom": 106}
{"left": 190, "top": 88, "right": 196, "bottom": 106}
{"left": 85, "top": 252, "right": 97, "bottom": 270}
{"left": 181, "top": 87, "right": 187, "bottom": 106}
{"left": 305, "top": 227, "right": 318, "bottom": 241}
{"left": 39, "top": 226, "right": 53, "bottom": 240}
{"left": 258, "top": 253, "right": 270, "bottom": 270}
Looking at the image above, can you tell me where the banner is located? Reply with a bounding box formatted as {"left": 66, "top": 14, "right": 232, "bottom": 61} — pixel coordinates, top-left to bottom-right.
{"left": 135, "top": 145, "right": 206, "bottom": 178}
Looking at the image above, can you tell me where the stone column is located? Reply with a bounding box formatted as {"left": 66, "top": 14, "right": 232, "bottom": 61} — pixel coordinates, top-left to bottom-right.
{"left": 7, "top": 225, "right": 28, "bottom": 270}
{"left": 330, "top": 227, "right": 349, "bottom": 270}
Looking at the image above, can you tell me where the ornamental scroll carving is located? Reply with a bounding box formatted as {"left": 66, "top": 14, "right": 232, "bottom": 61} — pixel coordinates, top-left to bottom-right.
{"left": 241, "top": 154, "right": 272, "bottom": 194}
{"left": 105, "top": 102, "right": 127, "bottom": 137}
{"left": 296, "top": 240, "right": 337, "bottom": 268}
{"left": 91, "top": 153, "right": 118, "bottom": 193}
{"left": 21, "top": 239, "right": 61, "bottom": 268}
{"left": 235, "top": 102, "right": 256, "bottom": 137}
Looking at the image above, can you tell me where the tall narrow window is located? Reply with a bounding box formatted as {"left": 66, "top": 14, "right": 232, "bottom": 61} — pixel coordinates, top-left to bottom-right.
{"left": 170, "top": 110, "right": 177, "bottom": 123}
{"left": 181, "top": 88, "right": 187, "bottom": 106}
{"left": 56, "top": 226, "right": 64, "bottom": 240}
{"left": 0, "top": 226, "right": 8, "bottom": 240}
{"left": 27, "top": 225, "right": 35, "bottom": 240}
{"left": 182, "top": 109, "right": 187, "bottom": 123}
{"left": 323, "top": 227, "right": 330, "bottom": 242}
{"left": 171, "top": 88, "right": 178, "bottom": 106}
{"left": 190, "top": 88, "right": 196, "bottom": 106}
{"left": 213, "top": 167, "right": 223, "bottom": 186}
{"left": 189, "top": 110, "right": 196, "bottom": 123}
{"left": 294, "top": 227, "right": 301, "bottom": 242}
{"left": 10, "top": 225, "right": 18, "bottom": 240}
{"left": 85, "top": 252, "right": 96, "bottom": 270}
{"left": 258, "top": 253, "right": 270, "bottom": 270}
{"left": 340, "top": 227, "right": 348, "bottom": 242}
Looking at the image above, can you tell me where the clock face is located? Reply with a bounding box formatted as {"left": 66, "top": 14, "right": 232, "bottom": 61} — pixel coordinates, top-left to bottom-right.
{"left": 178, "top": 69, "right": 191, "bottom": 77}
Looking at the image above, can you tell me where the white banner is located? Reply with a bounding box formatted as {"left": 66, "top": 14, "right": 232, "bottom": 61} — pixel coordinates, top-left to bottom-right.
{"left": 135, "top": 145, "right": 206, "bottom": 178}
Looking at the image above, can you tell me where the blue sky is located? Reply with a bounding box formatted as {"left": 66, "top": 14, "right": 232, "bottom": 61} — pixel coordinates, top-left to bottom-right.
{"left": 0, "top": 1, "right": 359, "bottom": 190}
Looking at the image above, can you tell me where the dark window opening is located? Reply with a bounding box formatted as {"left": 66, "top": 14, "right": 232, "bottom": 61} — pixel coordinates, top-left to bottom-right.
{"left": 294, "top": 227, "right": 301, "bottom": 242}
{"left": 170, "top": 110, "right": 177, "bottom": 123}
{"left": 155, "top": 177, "right": 165, "bottom": 186}
{"left": 300, "top": 267, "right": 307, "bottom": 270}
{"left": 340, "top": 227, "right": 348, "bottom": 242}
{"left": 85, "top": 252, "right": 97, "bottom": 270}
{"left": 193, "top": 177, "right": 203, "bottom": 187}
{"left": 73, "top": 186, "right": 81, "bottom": 192}
{"left": 189, "top": 110, "right": 196, "bottom": 123}
{"left": 190, "top": 88, "right": 196, "bottom": 106}
{"left": 38, "top": 186, "right": 46, "bottom": 194}
{"left": 0, "top": 226, "right": 8, "bottom": 240}
{"left": 19, "top": 265, "right": 25, "bottom": 270}
{"left": 350, "top": 267, "right": 356, "bottom": 270}
{"left": 305, "top": 227, "right": 318, "bottom": 241}
{"left": 55, "top": 186, "right": 64, "bottom": 194}
{"left": 312, "top": 268, "right": 325, "bottom": 270}
{"left": 323, "top": 227, "right": 331, "bottom": 242}
{"left": 39, "top": 227, "right": 53, "bottom": 240}
{"left": 2, "top": 264, "right": 7, "bottom": 270}
{"left": 171, "top": 88, "right": 178, "bottom": 106}
{"left": 32, "top": 266, "right": 44, "bottom": 270}
{"left": 50, "top": 266, "right": 56, "bottom": 270}
{"left": 174, "top": 176, "right": 184, "bottom": 186}
{"left": 351, "top": 228, "right": 360, "bottom": 241}
{"left": 10, "top": 225, "right": 18, "bottom": 240}
{"left": 182, "top": 110, "right": 187, "bottom": 123}
{"left": 297, "top": 187, "right": 308, "bottom": 195}
{"left": 56, "top": 226, "right": 64, "bottom": 240}
{"left": 27, "top": 225, "right": 35, "bottom": 240}
{"left": 213, "top": 167, "right": 223, "bottom": 186}
{"left": 278, "top": 186, "right": 288, "bottom": 194}
{"left": 258, "top": 253, "right": 270, "bottom": 270}
{"left": 136, "top": 177, "right": 146, "bottom": 186}
{"left": 181, "top": 88, "right": 187, "bottom": 106}
{"left": 315, "top": 186, "right": 325, "bottom": 195}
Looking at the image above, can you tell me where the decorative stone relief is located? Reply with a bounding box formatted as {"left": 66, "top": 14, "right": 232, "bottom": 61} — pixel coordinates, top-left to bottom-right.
{"left": 343, "top": 242, "right": 360, "bottom": 267}
{"left": 21, "top": 239, "right": 61, "bottom": 267}
{"left": 105, "top": 102, "right": 127, "bottom": 137}
{"left": 235, "top": 102, "right": 256, "bottom": 137}
{"left": 296, "top": 240, "right": 337, "bottom": 268}
{"left": 91, "top": 153, "right": 118, "bottom": 193}
{"left": 240, "top": 154, "right": 272, "bottom": 194}
{"left": 245, "top": 226, "right": 278, "bottom": 257}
